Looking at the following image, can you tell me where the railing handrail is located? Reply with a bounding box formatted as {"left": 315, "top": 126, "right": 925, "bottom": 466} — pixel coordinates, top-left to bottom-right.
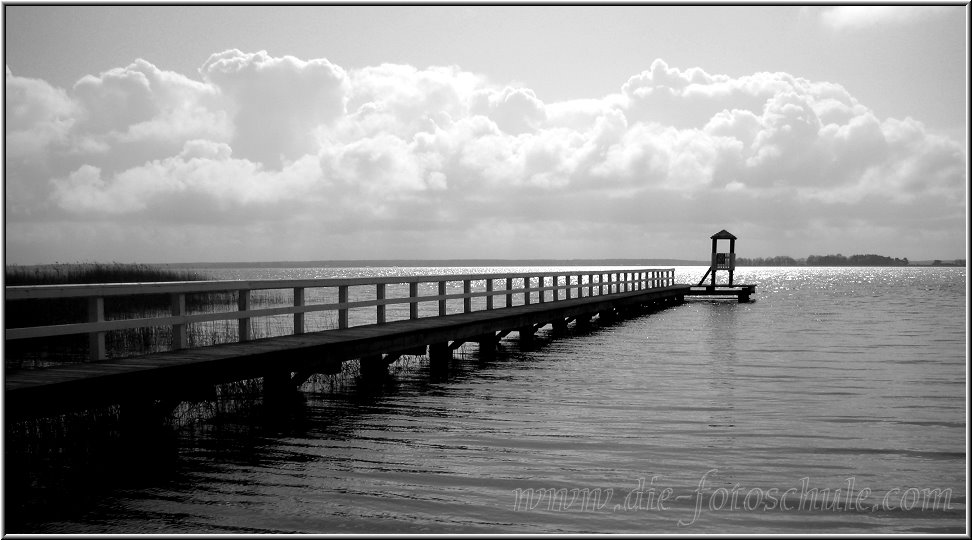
{"left": 5, "top": 268, "right": 677, "bottom": 360}
{"left": 4, "top": 268, "right": 669, "bottom": 300}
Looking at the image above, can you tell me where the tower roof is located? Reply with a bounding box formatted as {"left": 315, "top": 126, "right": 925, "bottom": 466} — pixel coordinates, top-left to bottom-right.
{"left": 710, "top": 229, "right": 737, "bottom": 240}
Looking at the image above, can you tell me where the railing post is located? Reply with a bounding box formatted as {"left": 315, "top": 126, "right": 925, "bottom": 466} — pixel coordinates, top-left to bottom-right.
{"left": 439, "top": 281, "right": 447, "bottom": 316}
{"left": 587, "top": 274, "right": 594, "bottom": 297}
{"left": 376, "top": 283, "right": 386, "bottom": 324}
{"left": 410, "top": 282, "right": 419, "bottom": 319}
{"left": 88, "top": 296, "right": 106, "bottom": 361}
{"left": 538, "top": 276, "right": 545, "bottom": 303}
{"left": 294, "top": 287, "right": 305, "bottom": 335}
{"left": 238, "top": 289, "right": 250, "bottom": 341}
{"left": 339, "top": 285, "right": 349, "bottom": 329}
{"left": 486, "top": 279, "right": 494, "bottom": 310}
{"left": 598, "top": 274, "right": 604, "bottom": 296}
{"left": 554, "top": 276, "right": 560, "bottom": 301}
{"left": 171, "top": 293, "right": 187, "bottom": 349}
{"left": 565, "top": 275, "right": 571, "bottom": 300}
{"left": 506, "top": 277, "right": 513, "bottom": 307}
{"left": 463, "top": 280, "right": 472, "bottom": 313}
{"left": 523, "top": 277, "right": 531, "bottom": 305}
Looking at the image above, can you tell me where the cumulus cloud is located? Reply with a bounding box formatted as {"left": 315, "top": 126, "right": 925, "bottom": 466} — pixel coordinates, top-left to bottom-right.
{"left": 3, "top": 52, "right": 966, "bottom": 263}
{"left": 200, "top": 49, "right": 348, "bottom": 167}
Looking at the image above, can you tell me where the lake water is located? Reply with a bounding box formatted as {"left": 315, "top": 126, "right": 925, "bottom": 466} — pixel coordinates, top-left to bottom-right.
{"left": 5, "top": 266, "right": 967, "bottom": 533}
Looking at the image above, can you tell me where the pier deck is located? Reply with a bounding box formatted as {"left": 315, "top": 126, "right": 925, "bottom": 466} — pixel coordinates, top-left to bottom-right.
{"left": 5, "top": 270, "right": 704, "bottom": 419}
{"left": 685, "top": 284, "right": 757, "bottom": 302}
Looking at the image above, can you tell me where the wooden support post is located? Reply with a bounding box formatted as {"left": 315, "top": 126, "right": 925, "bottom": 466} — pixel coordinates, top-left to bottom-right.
{"left": 506, "top": 277, "right": 514, "bottom": 307}
{"left": 538, "top": 276, "right": 545, "bottom": 303}
{"left": 439, "top": 281, "right": 447, "bottom": 316}
{"left": 338, "top": 285, "right": 349, "bottom": 329}
{"left": 409, "top": 282, "right": 419, "bottom": 320}
{"left": 552, "top": 318, "right": 568, "bottom": 334}
{"left": 476, "top": 333, "right": 497, "bottom": 360}
{"left": 376, "top": 283, "right": 386, "bottom": 324}
{"left": 359, "top": 355, "right": 387, "bottom": 378}
{"left": 429, "top": 342, "right": 451, "bottom": 374}
{"left": 238, "top": 289, "right": 250, "bottom": 342}
{"left": 729, "top": 238, "right": 736, "bottom": 286}
{"left": 575, "top": 313, "right": 593, "bottom": 328}
{"left": 486, "top": 279, "right": 494, "bottom": 310}
{"left": 88, "top": 296, "right": 106, "bottom": 361}
{"left": 171, "top": 293, "right": 187, "bottom": 350}
{"left": 565, "top": 275, "right": 572, "bottom": 300}
{"left": 523, "top": 277, "right": 531, "bottom": 305}
{"left": 518, "top": 326, "right": 535, "bottom": 346}
{"left": 294, "top": 287, "right": 305, "bottom": 335}
{"left": 263, "top": 370, "right": 295, "bottom": 403}
{"left": 463, "top": 279, "right": 472, "bottom": 313}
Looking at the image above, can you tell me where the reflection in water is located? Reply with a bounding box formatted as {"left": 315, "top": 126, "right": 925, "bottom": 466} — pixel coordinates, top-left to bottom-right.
{"left": 4, "top": 266, "right": 966, "bottom": 533}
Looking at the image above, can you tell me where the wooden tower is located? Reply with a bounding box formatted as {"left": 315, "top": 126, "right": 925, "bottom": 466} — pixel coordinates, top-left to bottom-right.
{"left": 697, "top": 229, "right": 737, "bottom": 287}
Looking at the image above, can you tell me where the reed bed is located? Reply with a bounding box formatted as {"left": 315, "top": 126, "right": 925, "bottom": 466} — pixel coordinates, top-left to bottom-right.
{"left": 3, "top": 263, "right": 295, "bottom": 369}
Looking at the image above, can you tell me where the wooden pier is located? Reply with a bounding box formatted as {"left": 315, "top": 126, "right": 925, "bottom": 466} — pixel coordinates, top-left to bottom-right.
{"left": 4, "top": 268, "right": 753, "bottom": 420}
{"left": 685, "top": 284, "right": 757, "bottom": 303}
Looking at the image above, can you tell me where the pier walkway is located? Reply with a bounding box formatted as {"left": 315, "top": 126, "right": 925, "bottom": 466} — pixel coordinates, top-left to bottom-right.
{"left": 4, "top": 268, "right": 753, "bottom": 419}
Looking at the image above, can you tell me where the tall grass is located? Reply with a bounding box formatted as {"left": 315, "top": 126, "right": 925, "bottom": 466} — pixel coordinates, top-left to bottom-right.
{"left": 5, "top": 263, "right": 305, "bottom": 369}
{"left": 5, "top": 262, "right": 208, "bottom": 286}
{"left": 6, "top": 263, "right": 226, "bottom": 369}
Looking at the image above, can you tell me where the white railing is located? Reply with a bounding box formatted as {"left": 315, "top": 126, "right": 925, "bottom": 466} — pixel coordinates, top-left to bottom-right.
{"left": 5, "top": 268, "right": 675, "bottom": 361}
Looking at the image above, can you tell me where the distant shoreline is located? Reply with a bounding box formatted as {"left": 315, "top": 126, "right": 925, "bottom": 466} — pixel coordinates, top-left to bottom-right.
{"left": 4, "top": 258, "right": 965, "bottom": 269}
{"left": 150, "top": 259, "right": 711, "bottom": 269}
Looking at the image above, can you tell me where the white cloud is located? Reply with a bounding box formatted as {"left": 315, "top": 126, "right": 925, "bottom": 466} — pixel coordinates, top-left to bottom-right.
{"left": 4, "top": 52, "right": 966, "bottom": 263}
{"left": 200, "top": 49, "right": 349, "bottom": 167}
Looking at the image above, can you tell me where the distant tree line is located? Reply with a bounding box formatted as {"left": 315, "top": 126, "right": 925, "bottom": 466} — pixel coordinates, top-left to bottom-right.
{"left": 734, "top": 256, "right": 801, "bottom": 266}
{"left": 806, "top": 254, "right": 909, "bottom": 266}
{"left": 736, "top": 254, "right": 910, "bottom": 266}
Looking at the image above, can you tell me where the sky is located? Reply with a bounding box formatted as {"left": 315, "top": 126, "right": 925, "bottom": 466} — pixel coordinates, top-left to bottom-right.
{"left": 3, "top": 5, "right": 968, "bottom": 264}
